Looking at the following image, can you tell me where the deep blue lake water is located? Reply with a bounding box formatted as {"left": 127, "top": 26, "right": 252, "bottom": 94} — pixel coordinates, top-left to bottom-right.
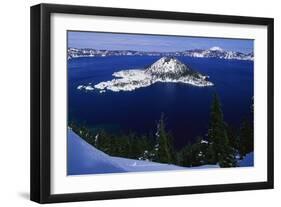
{"left": 68, "top": 56, "right": 253, "bottom": 149}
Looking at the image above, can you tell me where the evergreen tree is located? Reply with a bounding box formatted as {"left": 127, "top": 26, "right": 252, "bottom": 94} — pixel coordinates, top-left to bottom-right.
{"left": 207, "top": 94, "right": 236, "bottom": 167}
{"left": 177, "top": 144, "right": 192, "bottom": 167}
{"left": 226, "top": 125, "right": 239, "bottom": 150}
{"left": 194, "top": 137, "right": 209, "bottom": 166}
{"left": 154, "top": 113, "right": 174, "bottom": 164}
{"left": 137, "top": 135, "right": 153, "bottom": 161}
{"left": 239, "top": 98, "right": 254, "bottom": 157}
{"left": 96, "top": 130, "right": 112, "bottom": 154}
{"left": 177, "top": 137, "right": 209, "bottom": 167}
{"left": 238, "top": 119, "right": 254, "bottom": 157}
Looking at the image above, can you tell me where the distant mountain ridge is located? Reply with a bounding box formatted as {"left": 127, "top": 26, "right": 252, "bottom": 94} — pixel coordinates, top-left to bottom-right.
{"left": 68, "top": 47, "right": 254, "bottom": 61}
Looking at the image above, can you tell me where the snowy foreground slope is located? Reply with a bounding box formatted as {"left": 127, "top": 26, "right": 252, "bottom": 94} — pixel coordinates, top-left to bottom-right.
{"left": 67, "top": 129, "right": 218, "bottom": 175}
{"left": 238, "top": 152, "right": 254, "bottom": 167}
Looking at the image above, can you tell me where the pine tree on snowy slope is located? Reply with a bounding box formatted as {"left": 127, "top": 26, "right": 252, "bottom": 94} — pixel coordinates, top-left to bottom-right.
{"left": 207, "top": 94, "right": 236, "bottom": 167}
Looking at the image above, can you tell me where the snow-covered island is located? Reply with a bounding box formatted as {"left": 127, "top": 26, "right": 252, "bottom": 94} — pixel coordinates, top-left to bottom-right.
{"left": 77, "top": 57, "right": 214, "bottom": 92}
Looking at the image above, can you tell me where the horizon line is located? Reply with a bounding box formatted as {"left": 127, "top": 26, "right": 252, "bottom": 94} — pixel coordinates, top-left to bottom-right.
{"left": 68, "top": 46, "right": 253, "bottom": 54}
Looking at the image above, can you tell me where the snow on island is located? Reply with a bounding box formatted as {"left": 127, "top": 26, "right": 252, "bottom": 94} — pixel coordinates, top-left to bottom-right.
{"left": 209, "top": 46, "right": 224, "bottom": 52}
{"left": 77, "top": 57, "right": 214, "bottom": 93}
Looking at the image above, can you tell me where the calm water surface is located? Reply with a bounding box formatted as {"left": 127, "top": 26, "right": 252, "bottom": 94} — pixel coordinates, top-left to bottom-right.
{"left": 68, "top": 56, "right": 253, "bottom": 149}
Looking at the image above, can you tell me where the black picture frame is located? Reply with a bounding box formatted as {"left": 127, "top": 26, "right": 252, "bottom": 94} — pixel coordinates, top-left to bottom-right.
{"left": 30, "top": 3, "right": 274, "bottom": 204}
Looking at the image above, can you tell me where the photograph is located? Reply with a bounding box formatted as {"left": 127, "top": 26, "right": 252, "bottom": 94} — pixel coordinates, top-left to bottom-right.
{"left": 67, "top": 31, "right": 254, "bottom": 175}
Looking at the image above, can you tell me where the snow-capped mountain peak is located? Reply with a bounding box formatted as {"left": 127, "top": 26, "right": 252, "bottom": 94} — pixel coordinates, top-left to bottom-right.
{"left": 209, "top": 46, "right": 224, "bottom": 52}
{"left": 146, "top": 57, "right": 189, "bottom": 75}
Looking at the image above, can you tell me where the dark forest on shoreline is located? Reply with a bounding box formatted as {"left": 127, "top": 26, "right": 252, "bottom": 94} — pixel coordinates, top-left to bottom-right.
{"left": 69, "top": 94, "right": 253, "bottom": 168}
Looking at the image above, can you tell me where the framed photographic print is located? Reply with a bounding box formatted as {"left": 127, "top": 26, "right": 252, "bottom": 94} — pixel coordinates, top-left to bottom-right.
{"left": 30, "top": 3, "right": 274, "bottom": 203}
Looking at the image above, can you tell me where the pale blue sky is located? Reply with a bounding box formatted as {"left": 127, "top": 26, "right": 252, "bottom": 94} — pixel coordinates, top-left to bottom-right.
{"left": 68, "top": 31, "right": 253, "bottom": 53}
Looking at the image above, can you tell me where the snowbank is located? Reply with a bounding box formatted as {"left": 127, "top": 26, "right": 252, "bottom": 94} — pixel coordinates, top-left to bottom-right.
{"left": 238, "top": 152, "right": 254, "bottom": 167}
{"left": 68, "top": 129, "right": 185, "bottom": 175}
{"left": 67, "top": 129, "right": 218, "bottom": 175}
